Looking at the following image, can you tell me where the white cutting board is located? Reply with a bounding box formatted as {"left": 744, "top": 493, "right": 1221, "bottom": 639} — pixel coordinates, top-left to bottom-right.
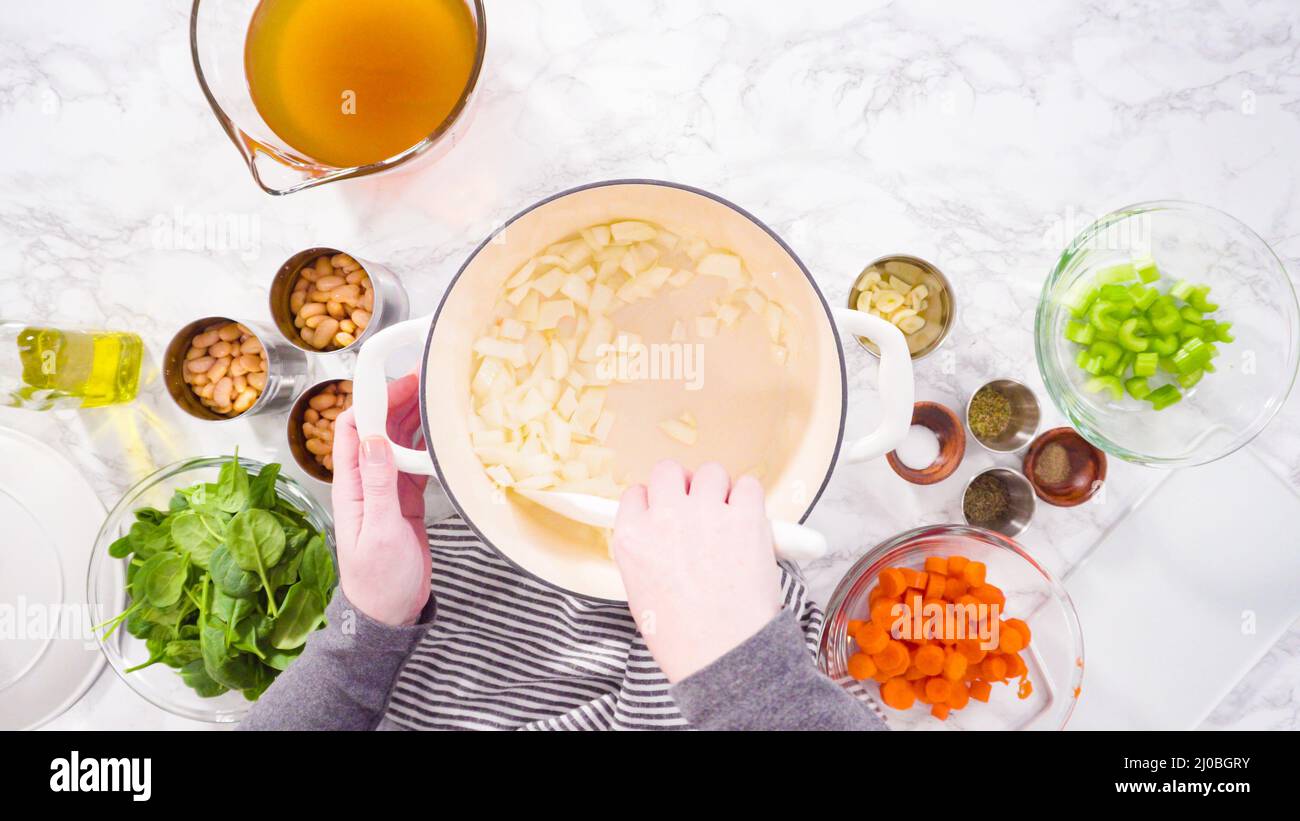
{"left": 1065, "top": 447, "right": 1300, "bottom": 730}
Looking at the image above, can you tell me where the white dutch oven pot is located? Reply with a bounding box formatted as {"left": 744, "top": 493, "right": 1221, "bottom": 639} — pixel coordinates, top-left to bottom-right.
{"left": 355, "top": 180, "right": 913, "bottom": 601}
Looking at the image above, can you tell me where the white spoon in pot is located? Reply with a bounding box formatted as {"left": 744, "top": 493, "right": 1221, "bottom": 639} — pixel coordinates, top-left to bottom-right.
{"left": 513, "top": 488, "right": 828, "bottom": 564}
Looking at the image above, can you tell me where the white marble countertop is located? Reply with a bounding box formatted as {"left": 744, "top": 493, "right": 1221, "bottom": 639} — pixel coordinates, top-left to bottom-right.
{"left": 3, "top": 0, "right": 1299, "bottom": 730}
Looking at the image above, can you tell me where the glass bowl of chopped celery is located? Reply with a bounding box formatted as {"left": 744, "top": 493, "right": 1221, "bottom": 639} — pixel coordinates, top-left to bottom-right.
{"left": 1036, "top": 201, "right": 1299, "bottom": 467}
{"left": 87, "top": 455, "right": 335, "bottom": 723}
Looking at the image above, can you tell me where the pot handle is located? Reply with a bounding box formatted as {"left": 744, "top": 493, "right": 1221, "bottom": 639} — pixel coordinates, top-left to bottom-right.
{"left": 352, "top": 315, "right": 440, "bottom": 477}
{"left": 830, "top": 307, "right": 914, "bottom": 463}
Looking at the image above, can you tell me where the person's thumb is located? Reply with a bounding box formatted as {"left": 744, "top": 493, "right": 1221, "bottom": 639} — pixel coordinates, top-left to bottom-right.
{"left": 359, "top": 436, "right": 400, "bottom": 521}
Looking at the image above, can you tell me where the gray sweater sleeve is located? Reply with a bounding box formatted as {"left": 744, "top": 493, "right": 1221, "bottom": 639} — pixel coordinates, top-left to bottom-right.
{"left": 239, "top": 591, "right": 434, "bottom": 731}
{"left": 671, "top": 611, "right": 887, "bottom": 731}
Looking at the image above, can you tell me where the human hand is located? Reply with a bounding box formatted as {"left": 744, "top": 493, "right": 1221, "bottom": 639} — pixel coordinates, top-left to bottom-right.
{"left": 331, "top": 373, "right": 431, "bottom": 627}
{"left": 612, "top": 460, "right": 781, "bottom": 683}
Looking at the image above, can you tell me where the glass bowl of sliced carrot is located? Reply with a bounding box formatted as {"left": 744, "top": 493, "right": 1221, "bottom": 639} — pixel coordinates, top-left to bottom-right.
{"left": 817, "top": 524, "right": 1084, "bottom": 730}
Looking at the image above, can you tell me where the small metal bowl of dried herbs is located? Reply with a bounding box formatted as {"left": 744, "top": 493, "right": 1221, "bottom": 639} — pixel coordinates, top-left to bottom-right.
{"left": 966, "top": 378, "right": 1041, "bottom": 453}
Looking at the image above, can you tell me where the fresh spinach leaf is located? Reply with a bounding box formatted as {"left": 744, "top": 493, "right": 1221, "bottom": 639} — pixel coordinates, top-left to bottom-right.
{"left": 269, "top": 583, "right": 326, "bottom": 650}
{"left": 179, "top": 659, "right": 227, "bottom": 698}
{"left": 128, "top": 520, "right": 171, "bottom": 559}
{"left": 134, "top": 507, "right": 169, "bottom": 525}
{"left": 214, "top": 455, "right": 250, "bottom": 514}
{"left": 170, "top": 509, "right": 226, "bottom": 569}
{"left": 209, "top": 545, "right": 260, "bottom": 600}
{"left": 227, "top": 509, "right": 286, "bottom": 609}
{"left": 299, "top": 535, "right": 337, "bottom": 602}
{"left": 139, "top": 552, "right": 188, "bottom": 609}
{"left": 108, "top": 534, "right": 134, "bottom": 559}
{"left": 248, "top": 463, "right": 281, "bottom": 510}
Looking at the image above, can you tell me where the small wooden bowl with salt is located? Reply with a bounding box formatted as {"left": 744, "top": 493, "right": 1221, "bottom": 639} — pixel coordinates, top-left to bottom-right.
{"left": 1022, "top": 427, "right": 1107, "bottom": 506}
{"left": 886, "top": 401, "right": 966, "bottom": 485}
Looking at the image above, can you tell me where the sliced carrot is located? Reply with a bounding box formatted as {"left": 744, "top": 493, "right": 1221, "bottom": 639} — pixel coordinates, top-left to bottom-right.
{"left": 946, "top": 555, "right": 969, "bottom": 575}
{"left": 956, "top": 593, "right": 980, "bottom": 610}
{"left": 943, "top": 576, "right": 969, "bottom": 600}
{"left": 947, "top": 681, "right": 970, "bottom": 710}
{"left": 942, "top": 650, "right": 968, "bottom": 682}
{"left": 913, "top": 644, "right": 945, "bottom": 676}
{"left": 969, "top": 680, "right": 992, "bottom": 702}
{"left": 897, "top": 568, "right": 920, "bottom": 589}
{"left": 870, "top": 598, "right": 900, "bottom": 629}
{"left": 955, "top": 639, "right": 987, "bottom": 665}
{"left": 1004, "top": 617, "right": 1032, "bottom": 646}
{"left": 878, "top": 567, "right": 907, "bottom": 597}
{"left": 872, "top": 640, "right": 910, "bottom": 675}
{"left": 924, "top": 556, "right": 948, "bottom": 576}
{"left": 847, "top": 652, "right": 877, "bottom": 681}
{"left": 1002, "top": 652, "right": 1027, "bottom": 679}
{"left": 981, "top": 655, "right": 1008, "bottom": 682}
{"left": 854, "top": 621, "right": 889, "bottom": 654}
{"left": 997, "top": 622, "right": 1026, "bottom": 654}
{"left": 904, "top": 664, "right": 928, "bottom": 681}
{"left": 1018, "top": 677, "right": 1034, "bottom": 700}
{"left": 924, "top": 677, "right": 952, "bottom": 704}
{"left": 931, "top": 703, "right": 951, "bottom": 721}
{"left": 972, "top": 583, "right": 1005, "bottom": 607}
{"left": 846, "top": 619, "right": 865, "bottom": 636}
{"left": 880, "top": 677, "right": 916, "bottom": 710}
{"left": 872, "top": 669, "right": 894, "bottom": 683}
{"left": 924, "top": 573, "right": 946, "bottom": 599}
{"left": 962, "top": 560, "right": 986, "bottom": 587}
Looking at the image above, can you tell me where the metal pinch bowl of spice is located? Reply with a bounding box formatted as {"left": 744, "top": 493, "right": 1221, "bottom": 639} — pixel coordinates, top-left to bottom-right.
{"left": 966, "top": 378, "right": 1040, "bottom": 452}
{"left": 962, "top": 467, "right": 1035, "bottom": 537}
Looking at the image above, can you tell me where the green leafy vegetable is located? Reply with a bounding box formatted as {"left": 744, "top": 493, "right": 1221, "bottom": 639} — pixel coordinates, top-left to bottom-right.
{"left": 95, "top": 457, "right": 333, "bottom": 702}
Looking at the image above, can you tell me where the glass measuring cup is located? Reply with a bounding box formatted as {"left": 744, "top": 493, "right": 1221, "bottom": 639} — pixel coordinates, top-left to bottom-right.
{"left": 190, "top": 0, "right": 487, "bottom": 196}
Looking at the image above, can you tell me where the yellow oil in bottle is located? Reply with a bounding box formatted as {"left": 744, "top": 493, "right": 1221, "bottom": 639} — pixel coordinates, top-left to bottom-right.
{"left": 13, "top": 328, "right": 142, "bottom": 409}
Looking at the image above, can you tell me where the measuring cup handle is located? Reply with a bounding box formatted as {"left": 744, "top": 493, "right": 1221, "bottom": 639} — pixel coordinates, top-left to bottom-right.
{"left": 830, "top": 307, "right": 914, "bottom": 464}
{"left": 351, "top": 315, "right": 440, "bottom": 477}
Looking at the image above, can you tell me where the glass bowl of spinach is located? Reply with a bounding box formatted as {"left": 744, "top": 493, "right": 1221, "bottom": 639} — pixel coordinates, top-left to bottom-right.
{"left": 87, "top": 454, "right": 336, "bottom": 723}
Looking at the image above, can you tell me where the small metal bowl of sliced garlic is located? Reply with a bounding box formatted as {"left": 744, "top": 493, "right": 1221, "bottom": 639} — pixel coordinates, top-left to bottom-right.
{"left": 849, "top": 255, "right": 954, "bottom": 360}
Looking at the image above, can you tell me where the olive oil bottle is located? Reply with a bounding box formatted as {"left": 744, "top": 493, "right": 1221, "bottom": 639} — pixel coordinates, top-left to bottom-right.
{"left": 4, "top": 323, "right": 142, "bottom": 409}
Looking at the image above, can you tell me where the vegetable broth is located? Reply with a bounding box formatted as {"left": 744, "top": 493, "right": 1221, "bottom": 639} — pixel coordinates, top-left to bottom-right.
{"left": 244, "top": 0, "right": 477, "bottom": 168}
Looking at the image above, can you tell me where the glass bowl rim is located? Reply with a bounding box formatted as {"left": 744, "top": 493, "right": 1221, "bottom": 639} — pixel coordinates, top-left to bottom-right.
{"left": 86, "top": 455, "right": 334, "bottom": 723}
{"left": 815, "top": 523, "right": 1085, "bottom": 730}
{"left": 1034, "top": 199, "right": 1300, "bottom": 468}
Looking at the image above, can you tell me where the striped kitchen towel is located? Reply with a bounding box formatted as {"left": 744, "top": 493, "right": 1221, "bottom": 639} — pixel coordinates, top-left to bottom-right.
{"left": 382, "top": 516, "right": 827, "bottom": 730}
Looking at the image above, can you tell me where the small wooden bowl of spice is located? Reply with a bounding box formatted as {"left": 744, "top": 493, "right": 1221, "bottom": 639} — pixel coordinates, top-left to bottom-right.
{"left": 966, "top": 378, "right": 1040, "bottom": 453}
{"left": 886, "top": 401, "right": 966, "bottom": 484}
{"left": 1023, "top": 427, "right": 1107, "bottom": 507}
{"left": 962, "top": 468, "right": 1036, "bottom": 537}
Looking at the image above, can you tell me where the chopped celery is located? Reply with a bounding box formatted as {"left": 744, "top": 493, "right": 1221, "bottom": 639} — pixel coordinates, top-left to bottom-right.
{"left": 1177, "top": 369, "right": 1204, "bottom": 389}
{"left": 1118, "top": 318, "right": 1149, "bottom": 352}
{"left": 1083, "top": 354, "right": 1105, "bottom": 375}
{"left": 1178, "top": 324, "right": 1204, "bottom": 342}
{"left": 1112, "top": 351, "right": 1134, "bottom": 378}
{"left": 1214, "top": 322, "right": 1234, "bottom": 343}
{"left": 1060, "top": 278, "right": 1100, "bottom": 317}
{"left": 1129, "top": 284, "right": 1159, "bottom": 311}
{"left": 1133, "top": 352, "right": 1158, "bottom": 377}
{"left": 1180, "top": 305, "right": 1203, "bottom": 325}
{"left": 1168, "top": 280, "right": 1195, "bottom": 301}
{"left": 1134, "top": 256, "right": 1160, "bottom": 283}
{"left": 1085, "top": 375, "right": 1124, "bottom": 400}
{"left": 1172, "top": 337, "right": 1212, "bottom": 374}
{"left": 1095, "top": 263, "right": 1137, "bottom": 285}
{"left": 1149, "top": 334, "right": 1179, "bottom": 356}
{"left": 1064, "top": 319, "right": 1095, "bottom": 345}
{"left": 1148, "top": 298, "right": 1183, "bottom": 335}
{"left": 1100, "top": 283, "right": 1136, "bottom": 303}
{"left": 1125, "top": 376, "right": 1152, "bottom": 400}
{"left": 1187, "top": 285, "right": 1218, "bottom": 313}
{"left": 1088, "top": 300, "right": 1126, "bottom": 334}
{"left": 1089, "top": 340, "right": 1123, "bottom": 371}
{"left": 1146, "top": 384, "right": 1182, "bottom": 410}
